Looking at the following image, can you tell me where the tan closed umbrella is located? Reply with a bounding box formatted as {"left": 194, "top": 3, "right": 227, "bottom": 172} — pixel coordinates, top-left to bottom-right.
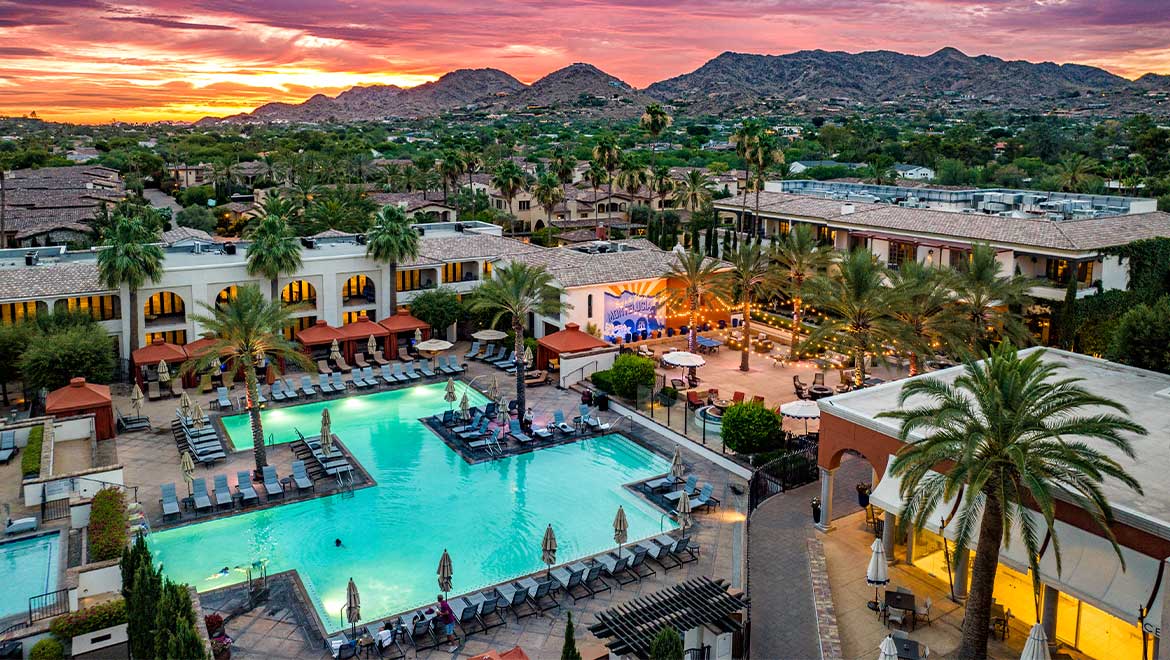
{"left": 329, "top": 339, "right": 342, "bottom": 363}
{"left": 414, "top": 328, "right": 423, "bottom": 345}
{"left": 179, "top": 391, "right": 192, "bottom": 418}
{"left": 486, "top": 378, "right": 499, "bottom": 402}
{"left": 437, "top": 549, "right": 453, "bottom": 595}
{"left": 346, "top": 578, "right": 361, "bottom": 636}
{"left": 180, "top": 450, "right": 195, "bottom": 496}
{"left": 613, "top": 506, "right": 628, "bottom": 555}
{"left": 541, "top": 524, "right": 557, "bottom": 576}
{"left": 444, "top": 378, "right": 457, "bottom": 410}
{"left": 522, "top": 346, "right": 533, "bottom": 369}
{"left": 669, "top": 447, "right": 684, "bottom": 480}
{"left": 320, "top": 408, "right": 333, "bottom": 454}
{"left": 676, "top": 487, "right": 692, "bottom": 533}
{"left": 191, "top": 402, "right": 206, "bottom": 429}
{"left": 157, "top": 360, "right": 171, "bottom": 383}
{"left": 459, "top": 393, "right": 470, "bottom": 421}
{"left": 367, "top": 334, "right": 377, "bottom": 356}
{"left": 130, "top": 384, "right": 144, "bottom": 417}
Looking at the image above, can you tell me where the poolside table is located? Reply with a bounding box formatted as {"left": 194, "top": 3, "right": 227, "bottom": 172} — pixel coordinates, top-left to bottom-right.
{"left": 884, "top": 591, "right": 916, "bottom": 631}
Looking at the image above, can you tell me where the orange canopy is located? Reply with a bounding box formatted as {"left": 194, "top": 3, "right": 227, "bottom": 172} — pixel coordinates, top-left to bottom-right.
{"left": 337, "top": 316, "right": 389, "bottom": 340}
{"left": 45, "top": 378, "right": 115, "bottom": 440}
{"left": 537, "top": 323, "right": 610, "bottom": 354}
{"left": 132, "top": 339, "right": 188, "bottom": 366}
{"left": 379, "top": 313, "right": 429, "bottom": 334}
{"left": 184, "top": 335, "right": 231, "bottom": 359}
{"left": 468, "top": 648, "right": 530, "bottom": 660}
{"left": 296, "top": 319, "right": 343, "bottom": 346}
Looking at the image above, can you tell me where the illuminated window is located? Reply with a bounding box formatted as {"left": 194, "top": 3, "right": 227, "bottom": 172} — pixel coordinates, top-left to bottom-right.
{"left": 949, "top": 250, "right": 971, "bottom": 270}
{"left": 887, "top": 242, "right": 915, "bottom": 270}
{"left": 54, "top": 295, "right": 121, "bottom": 321}
{"left": 482, "top": 261, "right": 492, "bottom": 278}
{"left": 1045, "top": 259, "right": 1093, "bottom": 285}
{"left": 397, "top": 269, "right": 422, "bottom": 292}
{"left": 146, "top": 330, "right": 187, "bottom": 345}
{"left": 215, "top": 286, "right": 238, "bottom": 309}
{"left": 0, "top": 300, "right": 46, "bottom": 325}
{"left": 283, "top": 315, "right": 316, "bottom": 340}
{"left": 342, "top": 275, "right": 374, "bottom": 305}
{"left": 143, "top": 291, "right": 185, "bottom": 323}
{"left": 443, "top": 262, "right": 464, "bottom": 283}
{"left": 342, "top": 311, "right": 372, "bottom": 324}
{"left": 281, "top": 281, "right": 317, "bottom": 306}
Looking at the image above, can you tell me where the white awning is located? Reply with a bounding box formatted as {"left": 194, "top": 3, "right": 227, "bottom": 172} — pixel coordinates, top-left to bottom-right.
{"left": 869, "top": 455, "right": 904, "bottom": 514}
{"left": 868, "top": 455, "right": 975, "bottom": 541}
{"left": 1037, "top": 519, "right": 1165, "bottom": 625}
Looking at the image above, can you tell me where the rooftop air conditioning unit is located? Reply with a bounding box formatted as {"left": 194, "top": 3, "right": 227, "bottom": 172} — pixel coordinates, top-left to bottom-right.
{"left": 24, "top": 252, "right": 38, "bottom": 266}
{"left": 356, "top": 234, "right": 367, "bottom": 245}
{"left": 300, "top": 238, "right": 318, "bottom": 249}
{"left": 224, "top": 243, "right": 237, "bottom": 255}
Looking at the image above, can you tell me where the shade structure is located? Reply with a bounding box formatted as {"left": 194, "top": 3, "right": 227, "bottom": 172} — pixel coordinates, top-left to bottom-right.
{"left": 780, "top": 400, "right": 821, "bottom": 419}
{"left": 541, "top": 525, "right": 558, "bottom": 574}
{"left": 878, "top": 635, "right": 898, "bottom": 660}
{"left": 321, "top": 408, "right": 333, "bottom": 454}
{"left": 191, "top": 402, "right": 206, "bottom": 429}
{"left": 1020, "top": 623, "right": 1052, "bottom": 660}
{"left": 662, "top": 351, "right": 705, "bottom": 368}
{"left": 336, "top": 317, "right": 389, "bottom": 361}
{"left": 132, "top": 339, "right": 187, "bottom": 386}
{"left": 367, "top": 335, "right": 377, "bottom": 355}
{"left": 676, "top": 488, "right": 692, "bottom": 532}
{"left": 295, "top": 319, "right": 343, "bottom": 349}
{"left": 346, "top": 578, "right": 361, "bottom": 635}
{"left": 613, "top": 506, "right": 628, "bottom": 551}
{"left": 417, "top": 338, "right": 454, "bottom": 353}
{"left": 437, "top": 549, "right": 453, "bottom": 594}
{"left": 129, "top": 384, "right": 144, "bottom": 417}
{"left": 669, "top": 447, "right": 684, "bottom": 480}
{"left": 180, "top": 451, "right": 195, "bottom": 492}
{"left": 472, "top": 329, "right": 508, "bottom": 341}
{"left": 459, "top": 393, "right": 470, "bottom": 420}
{"left": 179, "top": 391, "right": 192, "bottom": 418}
{"left": 535, "top": 323, "right": 610, "bottom": 370}
{"left": 866, "top": 538, "right": 889, "bottom": 606}
{"left": 157, "top": 360, "right": 171, "bottom": 383}
{"left": 45, "top": 378, "right": 114, "bottom": 440}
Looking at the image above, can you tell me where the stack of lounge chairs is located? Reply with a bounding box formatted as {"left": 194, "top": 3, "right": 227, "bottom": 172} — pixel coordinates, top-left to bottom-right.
{"left": 0, "top": 430, "right": 18, "bottom": 464}
{"left": 170, "top": 414, "right": 226, "bottom": 465}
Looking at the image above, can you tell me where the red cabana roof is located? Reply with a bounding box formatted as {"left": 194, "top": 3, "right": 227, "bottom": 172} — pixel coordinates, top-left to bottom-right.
{"left": 46, "top": 377, "right": 111, "bottom": 413}
{"left": 132, "top": 339, "right": 188, "bottom": 366}
{"left": 337, "top": 316, "right": 389, "bottom": 340}
{"left": 183, "top": 335, "right": 231, "bottom": 359}
{"left": 537, "top": 323, "right": 610, "bottom": 355}
{"left": 296, "top": 319, "right": 343, "bottom": 346}
{"left": 379, "top": 313, "right": 429, "bottom": 334}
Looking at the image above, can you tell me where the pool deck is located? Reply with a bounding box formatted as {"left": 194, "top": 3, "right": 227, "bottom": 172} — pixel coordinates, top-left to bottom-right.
{"left": 109, "top": 352, "right": 749, "bottom": 659}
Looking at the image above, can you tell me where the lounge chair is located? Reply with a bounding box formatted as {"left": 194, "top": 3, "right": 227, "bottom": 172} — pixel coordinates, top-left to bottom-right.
{"left": 417, "top": 359, "right": 436, "bottom": 378}
{"left": 492, "top": 351, "right": 517, "bottom": 369}
{"left": 645, "top": 472, "right": 685, "bottom": 492}
{"left": 447, "top": 357, "right": 465, "bottom": 374}
{"left": 332, "top": 356, "right": 353, "bottom": 373}
{"left": 199, "top": 373, "right": 213, "bottom": 393}
{"left": 467, "top": 428, "right": 501, "bottom": 453}
{"left": 670, "top": 377, "right": 687, "bottom": 391}
{"left": 4, "top": 517, "right": 37, "bottom": 535}
{"left": 575, "top": 561, "right": 609, "bottom": 596}
{"left": 751, "top": 395, "right": 765, "bottom": 405}
{"left": 435, "top": 356, "right": 456, "bottom": 375}
{"left": 318, "top": 374, "right": 335, "bottom": 394}
{"left": 0, "top": 430, "right": 18, "bottom": 464}
{"left": 212, "top": 474, "right": 234, "bottom": 510}
{"left": 378, "top": 364, "right": 399, "bottom": 385}
{"left": 495, "top": 582, "right": 534, "bottom": 620}
{"left": 596, "top": 552, "right": 633, "bottom": 586}
{"left": 403, "top": 362, "right": 422, "bottom": 380}
{"left": 170, "top": 380, "right": 183, "bottom": 397}
{"left": 282, "top": 377, "right": 302, "bottom": 400}
{"left": 317, "top": 360, "right": 333, "bottom": 375}
{"left": 524, "top": 370, "right": 547, "bottom": 386}
{"left": 115, "top": 409, "right": 150, "bottom": 433}
{"left": 393, "top": 363, "right": 417, "bottom": 382}
{"left": 405, "top": 613, "right": 437, "bottom": 649}
{"left": 663, "top": 475, "right": 699, "bottom": 503}
{"left": 654, "top": 535, "right": 699, "bottom": 564}
{"left": 793, "top": 375, "right": 810, "bottom": 399}
{"left": 191, "top": 478, "right": 214, "bottom": 513}
{"left": 533, "top": 422, "right": 553, "bottom": 440}
{"left": 160, "top": 483, "right": 181, "bottom": 520}
{"left": 300, "top": 375, "right": 318, "bottom": 397}
{"left": 353, "top": 352, "right": 370, "bottom": 369}
{"left": 291, "top": 460, "right": 314, "bottom": 492}
{"left": 676, "top": 482, "right": 718, "bottom": 514}
{"left": 213, "top": 386, "right": 233, "bottom": 410}
{"left": 553, "top": 410, "right": 575, "bottom": 435}
{"left": 459, "top": 418, "right": 491, "bottom": 441}
{"left": 451, "top": 411, "right": 483, "bottom": 434}
{"left": 270, "top": 380, "right": 287, "bottom": 402}
{"left": 467, "top": 591, "right": 505, "bottom": 630}
{"left": 147, "top": 381, "right": 162, "bottom": 401}
{"left": 452, "top": 597, "right": 481, "bottom": 635}
{"left": 367, "top": 624, "right": 405, "bottom": 658}
{"left": 370, "top": 351, "right": 390, "bottom": 366}
{"left": 508, "top": 419, "right": 533, "bottom": 445}
{"left": 463, "top": 342, "right": 481, "bottom": 359}
{"left": 331, "top": 372, "right": 348, "bottom": 393}
{"left": 236, "top": 471, "right": 258, "bottom": 506}
{"left": 517, "top": 577, "right": 558, "bottom": 611}
{"left": 328, "top": 635, "right": 357, "bottom": 660}
{"left": 477, "top": 345, "right": 498, "bottom": 362}
{"left": 638, "top": 538, "right": 680, "bottom": 570}
{"left": 813, "top": 372, "right": 825, "bottom": 387}
{"left": 262, "top": 466, "right": 284, "bottom": 500}
{"left": 578, "top": 404, "right": 601, "bottom": 430}
{"left": 618, "top": 545, "right": 654, "bottom": 580}
{"left": 362, "top": 366, "right": 380, "bottom": 388}
{"left": 550, "top": 565, "right": 589, "bottom": 602}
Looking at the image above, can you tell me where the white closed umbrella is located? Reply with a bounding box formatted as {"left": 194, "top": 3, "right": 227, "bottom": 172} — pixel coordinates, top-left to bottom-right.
{"left": 320, "top": 408, "right": 333, "bottom": 454}
{"left": 414, "top": 328, "right": 423, "bottom": 344}
{"left": 346, "top": 577, "right": 361, "bottom": 636}
{"left": 211, "top": 356, "right": 222, "bottom": 372}
{"left": 676, "top": 487, "right": 692, "bottom": 533}
{"left": 437, "top": 549, "right": 453, "bottom": 595}
{"left": 662, "top": 351, "right": 705, "bottom": 368}
{"left": 522, "top": 346, "right": 533, "bottom": 368}
{"left": 472, "top": 329, "right": 507, "bottom": 341}
{"left": 878, "top": 635, "right": 898, "bottom": 660}
{"left": 180, "top": 450, "right": 195, "bottom": 495}
{"left": 613, "top": 506, "right": 628, "bottom": 555}
{"left": 669, "top": 446, "right": 684, "bottom": 480}
{"left": 329, "top": 339, "right": 342, "bottom": 363}
{"left": 130, "top": 384, "right": 144, "bottom": 417}
{"left": 1020, "top": 623, "right": 1052, "bottom": 660}
{"left": 157, "top": 360, "right": 171, "bottom": 383}
{"left": 541, "top": 524, "right": 557, "bottom": 576}
{"left": 444, "top": 378, "right": 457, "bottom": 409}
{"left": 866, "top": 538, "right": 889, "bottom": 607}
{"left": 459, "top": 393, "right": 470, "bottom": 420}
{"left": 367, "top": 335, "right": 377, "bottom": 356}
{"left": 191, "top": 402, "right": 206, "bottom": 429}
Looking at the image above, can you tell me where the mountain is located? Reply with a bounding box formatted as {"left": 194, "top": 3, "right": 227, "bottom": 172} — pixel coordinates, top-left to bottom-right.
{"left": 201, "top": 48, "right": 1170, "bottom": 124}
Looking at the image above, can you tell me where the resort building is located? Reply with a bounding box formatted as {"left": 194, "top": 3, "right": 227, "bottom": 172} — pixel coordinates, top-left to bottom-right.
{"left": 817, "top": 348, "right": 1168, "bottom": 660}
{"left": 713, "top": 190, "right": 1170, "bottom": 302}
{"left": 0, "top": 165, "right": 124, "bottom": 247}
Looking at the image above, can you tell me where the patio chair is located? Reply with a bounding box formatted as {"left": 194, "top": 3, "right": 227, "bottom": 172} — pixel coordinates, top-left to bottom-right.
{"left": 353, "top": 352, "right": 370, "bottom": 369}
{"left": 596, "top": 552, "right": 633, "bottom": 586}
{"left": 477, "top": 345, "right": 498, "bottom": 362}
{"left": 813, "top": 372, "right": 825, "bottom": 387}
{"left": 553, "top": 410, "right": 575, "bottom": 435}
{"left": 463, "top": 342, "right": 481, "bottom": 360}
{"left": 518, "top": 577, "right": 558, "bottom": 611}
{"left": 360, "top": 366, "right": 379, "bottom": 388}
{"left": 371, "top": 351, "right": 390, "bottom": 367}
{"left": 447, "top": 357, "right": 466, "bottom": 374}
{"left": 329, "top": 635, "right": 358, "bottom": 660}
{"left": 452, "top": 597, "right": 481, "bottom": 635}
{"left": 619, "top": 545, "right": 654, "bottom": 580}
{"left": 836, "top": 370, "right": 854, "bottom": 394}
{"left": 262, "top": 465, "right": 284, "bottom": 500}
{"left": 212, "top": 474, "right": 234, "bottom": 510}
{"left": 670, "top": 378, "right": 687, "bottom": 391}
{"left": 170, "top": 380, "right": 183, "bottom": 397}
{"left": 270, "top": 380, "right": 287, "bottom": 402}
{"left": 508, "top": 419, "right": 533, "bottom": 445}
{"left": 394, "top": 363, "right": 418, "bottom": 382}
{"left": 380, "top": 364, "right": 400, "bottom": 385}
{"left": 404, "top": 613, "right": 437, "bottom": 649}
{"left": 291, "top": 460, "right": 314, "bottom": 493}
{"left": 367, "top": 624, "right": 405, "bottom": 659}
{"left": 887, "top": 606, "right": 908, "bottom": 628}
{"left": 300, "top": 375, "right": 318, "bottom": 397}
{"left": 645, "top": 472, "right": 685, "bottom": 492}
{"left": 283, "top": 377, "right": 302, "bottom": 400}
{"left": 451, "top": 411, "right": 483, "bottom": 434}
{"left": 578, "top": 404, "right": 601, "bottom": 429}
{"left": 332, "top": 356, "right": 353, "bottom": 373}
{"left": 751, "top": 395, "right": 766, "bottom": 405}
{"left": 467, "top": 428, "right": 501, "bottom": 453}
{"left": 191, "top": 478, "right": 214, "bottom": 513}
{"left": 550, "top": 565, "right": 589, "bottom": 602}
{"left": 686, "top": 391, "right": 703, "bottom": 409}
{"left": 916, "top": 597, "right": 933, "bottom": 627}
{"left": 533, "top": 422, "right": 553, "bottom": 440}
{"left": 495, "top": 582, "right": 534, "bottom": 620}
{"left": 637, "top": 539, "right": 681, "bottom": 570}
{"left": 654, "top": 535, "right": 699, "bottom": 565}
{"left": 160, "top": 483, "right": 181, "bottom": 520}
{"left": 677, "top": 482, "right": 718, "bottom": 514}
{"left": 318, "top": 374, "right": 336, "bottom": 394}
{"left": 491, "top": 350, "right": 516, "bottom": 369}
{"left": 331, "top": 372, "right": 348, "bottom": 392}
{"left": 732, "top": 391, "right": 745, "bottom": 404}
{"left": 236, "top": 471, "right": 258, "bottom": 506}
{"left": 417, "top": 359, "right": 436, "bottom": 378}
{"left": 317, "top": 360, "right": 333, "bottom": 375}
{"left": 577, "top": 561, "right": 609, "bottom": 596}
{"left": 793, "top": 375, "right": 810, "bottom": 399}
{"left": 663, "top": 475, "right": 699, "bottom": 503}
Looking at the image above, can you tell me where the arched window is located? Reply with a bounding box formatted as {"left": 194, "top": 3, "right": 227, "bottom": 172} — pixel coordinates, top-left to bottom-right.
{"left": 215, "top": 286, "right": 238, "bottom": 309}
{"left": 143, "top": 291, "right": 185, "bottom": 326}
{"left": 342, "top": 275, "right": 374, "bottom": 306}
{"left": 281, "top": 281, "right": 317, "bottom": 307}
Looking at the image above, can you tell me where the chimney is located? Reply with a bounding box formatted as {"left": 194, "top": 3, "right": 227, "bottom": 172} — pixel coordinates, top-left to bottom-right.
{"left": 841, "top": 203, "right": 855, "bottom": 215}
{"left": 595, "top": 224, "right": 608, "bottom": 241}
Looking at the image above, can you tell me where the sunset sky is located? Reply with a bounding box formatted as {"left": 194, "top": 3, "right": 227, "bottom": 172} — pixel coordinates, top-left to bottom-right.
{"left": 1, "top": 0, "right": 1169, "bottom": 124}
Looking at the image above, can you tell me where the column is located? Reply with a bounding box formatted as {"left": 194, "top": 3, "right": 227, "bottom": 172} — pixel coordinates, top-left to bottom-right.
{"left": 1042, "top": 584, "right": 1059, "bottom": 650}
{"left": 882, "top": 513, "right": 897, "bottom": 561}
{"left": 952, "top": 548, "right": 970, "bottom": 601}
{"left": 816, "top": 467, "right": 835, "bottom": 532}
{"left": 905, "top": 527, "right": 916, "bottom": 565}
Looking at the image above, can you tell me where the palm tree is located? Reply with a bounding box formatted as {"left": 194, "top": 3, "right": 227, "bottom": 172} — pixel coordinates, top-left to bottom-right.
{"left": 187, "top": 285, "right": 312, "bottom": 476}
{"left": 639, "top": 103, "right": 672, "bottom": 169}
{"left": 367, "top": 204, "right": 421, "bottom": 316}
{"left": 97, "top": 216, "right": 164, "bottom": 353}
{"left": 951, "top": 243, "right": 1033, "bottom": 351}
{"left": 886, "top": 260, "right": 970, "bottom": 376}
{"left": 769, "top": 224, "right": 833, "bottom": 352}
{"left": 649, "top": 165, "right": 675, "bottom": 214}
{"left": 470, "top": 262, "right": 567, "bottom": 415}
{"left": 749, "top": 133, "right": 783, "bottom": 239}
{"left": 532, "top": 173, "right": 565, "bottom": 234}
{"left": 550, "top": 150, "right": 577, "bottom": 186}
{"left": 585, "top": 161, "right": 608, "bottom": 227}
{"left": 658, "top": 250, "right": 731, "bottom": 356}
{"left": 616, "top": 157, "right": 648, "bottom": 211}
{"left": 437, "top": 151, "right": 465, "bottom": 202}
{"left": 591, "top": 136, "right": 620, "bottom": 225}
{"left": 803, "top": 248, "right": 901, "bottom": 386}
{"left": 878, "top": 342, "right": 1145, "bottom": 660}
{"left": 675, "top": 170, "right": 713, "bottom": 213}
{"left": 460, "top": 148, "right": 482, "bottom": 189}
{"left": 491, "top": 160, "right": 528, "bottom": 235}
{"left": 246, "top": 214, "right": 302, "bottom": 303}
{"left": 726, "top": 243, "right": 778, "bottom": 371}
{"left": 1055, "top": 153, "right": 1099, "bottom": 192}
{"left": 730, "top": 120, "right": 761, "bottom": 235}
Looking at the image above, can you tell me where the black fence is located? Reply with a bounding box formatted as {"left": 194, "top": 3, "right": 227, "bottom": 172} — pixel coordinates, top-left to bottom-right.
{"left": 29, "top": 588, "right": 68, "bottom": 623}
{"left": 748, "top": 443, "right": 819, "bottom": 513}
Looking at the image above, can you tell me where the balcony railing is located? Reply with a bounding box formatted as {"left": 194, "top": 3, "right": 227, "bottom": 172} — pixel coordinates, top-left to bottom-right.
{"left": 144, "top": 312, "right": 185, "bottom": 328}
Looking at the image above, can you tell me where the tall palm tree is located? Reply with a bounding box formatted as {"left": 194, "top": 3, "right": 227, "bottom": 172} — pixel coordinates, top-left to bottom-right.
{"left": 951, "top": 243, "right": 1033, "bottom": 351}
{"left": 550, "top": 149, "right": 577, "bottom": 186}
{"left": 187, "top": 285, "right": 312, "bottom": 476}
{"left": 749, "top": 133, "right": 783, "bottom": 240}
{"left": 592, "top": 136, "right": 620, "bottom": 225}
{"left": 367, "top": 204, "right": 421, "bottom": 316}
{"left": 585, "top": 161, "right": 608, "bottom": 227}
{"left": 1055, "top": 153, "right": 1099, "bottom": 193}
{"left": 658, "top": 250, "right": 731, "bottom": 356}
{"left": 246, "top": 214, "right": 302, "bottom": 303}
{"left": 675, "top": 170, "right": 713, "bottom": 213}
{"left": 459, "top": 148, "right": 482, "bottom": 189}
{"left": 491, "top": 160, "right": 528, "bottom": 235}
{"left": 639, "top": 103, "right": 672, "bottom": 170}
{"left": 769, "top": 224, "right": 833, "bottom": 352}
{"left": 726, "top": 243, "right": 778, "bottom": 371}
{"left": 803, "top": 248, "right": 901, "bottom": 386}
{"left": 886, "top": 260, "right": 970, "bottom": 376}
{"left": 470, "top": 262, "right": 567, "bottom": 415}
{"left": 437, "top": 151, "right": 465, "bottom": 202}
{"left": 616, "top": 157, "right": 648, "bottom": 211}
{"left": 531, "top": 173, "right": 565, "bottom": 234}
{"left": 730, "top": 120, "right": 761, "bottom": 235}
{"left": 649, "top": 165, "right": 675, "bottom": 213}
{"left": 878, "top": 342, "right": 1145, "bottom": 660}
{"left": 97, "top": 216, "right": 164, "bottom": 354}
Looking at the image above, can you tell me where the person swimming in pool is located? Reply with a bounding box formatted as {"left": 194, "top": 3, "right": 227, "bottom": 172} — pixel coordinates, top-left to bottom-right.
{"left": 335, "top": 538, "right": 342, "bottom": 547}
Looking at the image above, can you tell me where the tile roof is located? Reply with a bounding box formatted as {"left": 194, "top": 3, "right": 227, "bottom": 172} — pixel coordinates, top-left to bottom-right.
{"left": 161, "top": 226, "right": 215, "bottom": 244}
{"left": 408, "top": 232, "right": 542, "bottom": 267}
{"left": 0, "top": 262, "right": 108, "bottom": 301}
{"left": 511, "top": 238, "right": 682, "bottom": 288}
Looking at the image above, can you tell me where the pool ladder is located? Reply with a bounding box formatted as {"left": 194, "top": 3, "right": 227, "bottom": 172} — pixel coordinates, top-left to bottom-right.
{"left": 336, "top": 469, "right": 355, "bottom": 497}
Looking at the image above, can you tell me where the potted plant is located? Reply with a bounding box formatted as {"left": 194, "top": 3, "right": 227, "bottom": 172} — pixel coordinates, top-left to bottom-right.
{"left": 211, "top": 637, "right": 232, "bottom": 660}
{"left": 810, "top": 497, "right": 821, "bottom": 524}
{"left": 856, "top": 483, "right": 871, "bottom": 508}
{"left": 204, "top": 614, "right": 224, "bottom": 638}
{"left": 658, "top": 386, "right": 679, "bottom": 407}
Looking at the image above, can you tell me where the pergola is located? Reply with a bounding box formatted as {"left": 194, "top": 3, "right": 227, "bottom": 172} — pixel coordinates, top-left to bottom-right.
{"left": 131, "top": 339, "right": 188, "bottom": 386}
{"left": 45, "top": 377, "right": 115, "bottom": 440}
{"left": 337, "top": 316, "right": 390, "bottom": 361}
{"left": 536, "top": 323, "right": 610, "bottom": 370}
{"left": 378, "top": 313, "right": 430, "bottom": 360}
{"left": 587, "top": 577, "right": 747, "bottom": 659}
{"left": 296, "top": 320, "right": 344, "bottom": 358}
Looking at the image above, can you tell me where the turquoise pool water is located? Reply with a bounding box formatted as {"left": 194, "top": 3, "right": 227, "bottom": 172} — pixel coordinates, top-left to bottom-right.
{"left": 0, "top": 533, "right": 59, "bottom": 619}
{"left": 149, "top": 382, "right": 673, "bottom": 631}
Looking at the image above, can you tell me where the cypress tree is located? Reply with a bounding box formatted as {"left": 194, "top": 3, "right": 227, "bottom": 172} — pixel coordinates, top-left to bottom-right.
{"left": 128, "top": 562, "right": 161, "bottom": 660}
{"left": 561, "top": 613, "right": 583, "bottom": 660}
{"left": 689, "top": 224, "right": 700, "bottom": 253}
{"left": 167, "top": 617, "right": 208, "bottom": 660}
{"left": 155, "top": 580, "right": 196, "bottom": 659}
{"left": 705, "top": 223, "right": 716, "bottom": 256}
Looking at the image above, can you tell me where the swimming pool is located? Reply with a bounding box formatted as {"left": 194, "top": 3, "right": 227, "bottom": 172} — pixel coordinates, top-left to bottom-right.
{"left": 0, "top": 532, "right": 60, "bottom": 619}
{"left": 150, "top": 381, "right": 674, "bottom": 631}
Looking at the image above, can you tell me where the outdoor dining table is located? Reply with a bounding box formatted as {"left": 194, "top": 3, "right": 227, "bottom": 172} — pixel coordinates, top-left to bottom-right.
{"left": 885, "top": 591, "right": 917, "bottom": 631}
{"left": 893, "top": 637, "right": 922, "bottom": 660}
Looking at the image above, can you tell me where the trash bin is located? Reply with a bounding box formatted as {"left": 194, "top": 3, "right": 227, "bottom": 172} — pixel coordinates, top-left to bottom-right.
{"left": 596, "top": 392, "right": 609, "bottom": 412}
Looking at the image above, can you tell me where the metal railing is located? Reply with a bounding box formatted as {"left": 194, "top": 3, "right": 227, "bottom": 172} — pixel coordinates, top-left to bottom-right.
{"left": 747, "top": 443, "right": 820, "bottom": 514}
{"left": 29, "top": 588, "right": 69, "bottom": 623}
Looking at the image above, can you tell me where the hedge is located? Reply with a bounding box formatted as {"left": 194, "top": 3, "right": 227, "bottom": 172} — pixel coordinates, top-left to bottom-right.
{"left": 721, "top": 403, "right": 783, "bottom": 454}
{"left": 29, "top": 639, "right": 64, "bottom": 660}
{"left": 88, "top": 488, "right": 128, "bottom": 562}
{"left": 21, "top": 425, "right": 43, "bottom": 478}
{"left": 49, "top": 599, "right": 127, "bottom": 640}
{"left": 609, "top": 354, "right": 657, "bottom": 399}
{"left": 590, "top": 369, "right": 615, "bottom": 394}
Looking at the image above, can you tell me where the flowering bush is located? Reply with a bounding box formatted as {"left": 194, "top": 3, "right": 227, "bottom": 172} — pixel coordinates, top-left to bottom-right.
{"left": 49, "top": 599, "right": 127, "bottom": 640}
{"left": 88, "top": 488, "right": 127, "bottom": 562}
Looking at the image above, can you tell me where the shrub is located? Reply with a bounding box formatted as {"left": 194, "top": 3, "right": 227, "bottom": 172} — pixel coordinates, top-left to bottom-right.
{"left": 29, "top": 638, "right": 64, "bottom": 660}
{"left": 648, "top": 627, "right": 684, "bottom": 660}
{"left": 49, "top": 599, "right": 127, "bottom": 640}
{"left": 88, "top": 488, "right": 128, "bottom": 562}
{"left": 561, "top": 612, "right": 582, "bottom": 660}
{"left": 721, "top": 402, "right": 783, "bottom": 454}
{"left": 21, "top": 425, "right": 43, "bottom": 477}
{"left": 19, "top": 324, "right": 115, "bottom": 392}
{"left": 408, "top": 287, "right": 462, "bottom": 336}
{"left": 1106, "top": 295, "right": 1170, "bottom": 374}
{"left": 590, "top": 369, "right": 615, "bottom": 394}
{"left": 609, "top": 354, "right": 656, "bottom": 399}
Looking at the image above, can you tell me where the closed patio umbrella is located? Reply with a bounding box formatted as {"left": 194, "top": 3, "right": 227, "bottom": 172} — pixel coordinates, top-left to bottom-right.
{"left": 346, "top": 577, "right": 361, "bottom": 636}
{"left": 669, "top": 447, "right": 684, "bottom": 480}
{"left": 878, "top": 635, "right": 898, "bottom": 660}
{"left": 676, "top": 488, "right": 692, "bottom": 533}
{"left": 191, "top": 402, "right": 206, "bottom": 429}
{"left": 180, "top": 450, "right": 195, "bottom": 496}
{"left": 157, "top": 360, "right": 171, "bottom": 383}
{"left": 1020, "top": 623, "right": 1052, "bottom": 660}
{"left": 211, "top": 356, "right": 222, "bottom": 372}
{"left": 613, "top": 506, "right": 628, "bottom": 555}
{"left": 329, "top": 339, "right": 342, "bottom": 363}
{"left": 497, "top": 402, "right": 509, "bottom": 428}
{"left": 367, "top": 334, "right": 377, "bottom": 356}
{"left": 486, "top": 378, "right": 498, "bottom": 402}
{"left": 414, "top": 328, "right": 423, "bottom": 345}
{"left": 179, "top": 391, "right": 192, "bottom": 418}
{"left": 437, "top": 549, "right": 453, "bottom": 595}
{"left": 321, "top": 408, "right": 333, "bottom": 454}
{"left": 472, "top": 329, "right": 507, "bottom": 341}
{"left": 541, "top": 524, "right": 557, "bottom": 576}
{"left": 866, "top": 538, "right": 889, "bottom": 608}
{"left": 130, "top": 384, "right": 144, "bottom": 417}
{"left": 522, "top": 346, "right": 533, "bottom": 368}
{"left": 444, "top": 378, "right": 457, "bottom": 409}
{"left": 459, "top": 393, "right": 470, "bottom": 420}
